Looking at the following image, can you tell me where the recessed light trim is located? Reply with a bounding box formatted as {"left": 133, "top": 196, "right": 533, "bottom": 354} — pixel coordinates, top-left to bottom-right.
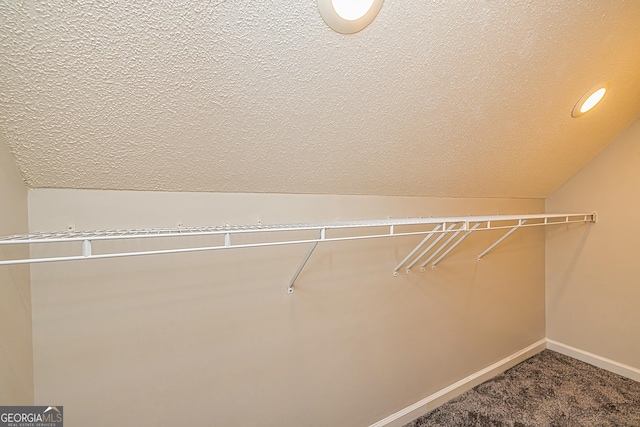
{"left": 572, "top": 84, "right": 608, "bottom": 118}
{"left": 318, "top": 0, "right": 384, "bottom": 34}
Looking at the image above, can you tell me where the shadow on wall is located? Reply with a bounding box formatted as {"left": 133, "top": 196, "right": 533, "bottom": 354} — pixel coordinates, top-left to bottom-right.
{"left": 546, "top": 223, "right": 592, "bottom": 313}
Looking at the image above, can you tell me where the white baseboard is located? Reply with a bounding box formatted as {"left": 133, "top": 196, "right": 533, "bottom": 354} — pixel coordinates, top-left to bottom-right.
{"left": 368, "top": 339, "right": 547, "bottom": 427}
{"left": 546, "top": 339, "right": 640, "bottom": 382}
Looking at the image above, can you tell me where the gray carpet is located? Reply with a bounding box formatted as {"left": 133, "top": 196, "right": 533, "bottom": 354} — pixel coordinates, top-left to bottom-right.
{"left": 404, "top": 350, "right": 640, "bottom": 427}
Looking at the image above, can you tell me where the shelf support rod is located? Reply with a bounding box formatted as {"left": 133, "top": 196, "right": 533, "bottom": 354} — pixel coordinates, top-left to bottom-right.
{"left": 82, "top": 240, "right": 92, "bottom": 257}
{"left": 392, "top": 223, "right": 442, "bottom": 276}
{"left": 477, "top": 220, "right": 527, "bottom": 261}
{"left": 431, "top": 222, "right": 482, "bottom": 269}
{"left": 406, "top": 223, "right": 458, "bottom": 274}
{"left": 419, "top": 223, "right": 466, "bottom": 271}
{"left": 287, "top": 229, "right": 324, "bottom": 294}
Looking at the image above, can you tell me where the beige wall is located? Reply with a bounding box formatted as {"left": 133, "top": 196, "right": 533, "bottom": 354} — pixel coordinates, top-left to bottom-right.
{"left": 29, "top": 190, "right": 545, "bottom": 426}
{"left": 546, "top": 119, "right": 640, "bottom": 369}
{"left": 0, "top": 132, "right": 33, "bottom": 404}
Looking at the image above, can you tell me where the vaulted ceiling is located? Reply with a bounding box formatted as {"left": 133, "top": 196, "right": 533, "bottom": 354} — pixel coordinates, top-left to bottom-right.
{"left": 1, "top": 1, "right": 640, "bottom": 198}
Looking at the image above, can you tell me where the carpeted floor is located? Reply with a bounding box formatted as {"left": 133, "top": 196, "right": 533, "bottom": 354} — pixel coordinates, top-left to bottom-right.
{"left": 404, "top": 350, "right": 640, "bottom": 427}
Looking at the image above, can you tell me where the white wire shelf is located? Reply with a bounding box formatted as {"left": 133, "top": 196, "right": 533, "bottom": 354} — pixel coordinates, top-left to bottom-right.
{"left": 0, "top": 212, "right": 596, "bottom": 293}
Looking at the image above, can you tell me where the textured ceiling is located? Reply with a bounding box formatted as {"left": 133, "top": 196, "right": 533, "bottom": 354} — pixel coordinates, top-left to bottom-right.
{"left": 1, "top": 1, "right": 640, "bottom": 198}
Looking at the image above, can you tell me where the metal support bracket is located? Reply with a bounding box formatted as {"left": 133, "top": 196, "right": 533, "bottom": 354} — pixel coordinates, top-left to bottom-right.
{"left": 392, "top": 224, "right": 442, "bottom": 276}
{"left": 419, "top": 223, "right": 467, "bottom": 271}
{"left": 431, "top": 222, "right": 482, "bottom": 269}
{"left": 405, "top": 223, "right": 459, "bottom": 274}
{"left": 287, "top": 229, "right": 325, "bottom": 294}
{"left": 477, "top": 220, "right": 527, "bottom": 261}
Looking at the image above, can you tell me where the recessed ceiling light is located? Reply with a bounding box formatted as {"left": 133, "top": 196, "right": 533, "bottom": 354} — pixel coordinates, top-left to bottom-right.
{"left": 333, "top": 0, "right": 375, "bottom": 20}
{"left": 572, "top": 84, "right": 608, "bottom": 118}
{"left": 318, "top": 0, "right": 384, "bottom": 34}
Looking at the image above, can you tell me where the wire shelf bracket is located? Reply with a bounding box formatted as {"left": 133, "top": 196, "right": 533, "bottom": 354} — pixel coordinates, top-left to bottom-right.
{"left": 288, "top": 229, "right": 324, "bottom": 294}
